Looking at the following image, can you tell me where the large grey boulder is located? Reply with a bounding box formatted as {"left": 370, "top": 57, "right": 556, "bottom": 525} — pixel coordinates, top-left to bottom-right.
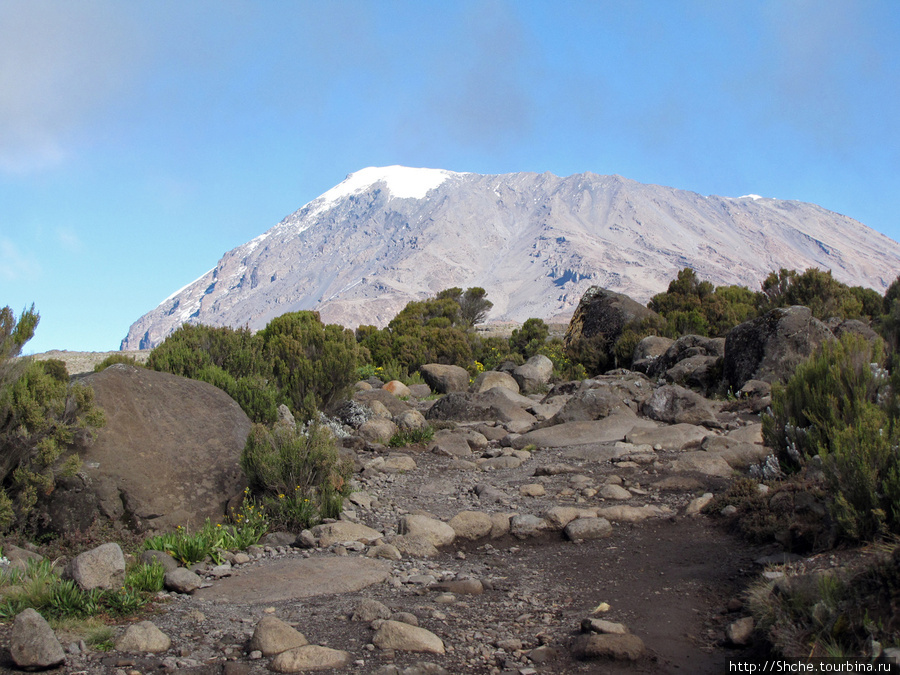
{"left": 64, "top": 542, "right": 125, "bottom": 591}
{"left": 724, "top": 306, "right": 834, "bottom": 390}
{"left": 469, "top": 370, "right": 519, "bottom": 394}
{"left": 513, "top": 415, "right": 657, "bottom": 449}
{"left": 39, "top": 365, "right": 250, "bottom": 534}
{"left": 164, "top": 567, "right": 202, "bottom": 593}
{"left": 511, "top": 354, "right": 554, "bottom": 394}
{"left": 10, "top": 608, "right": 65, "bottom": 669}
{"left": 419, "top": 364, "right": 470, "bottom": 394}
{"left": 642, "top": 334, "right": 725, "bottom": 393}
{"left": 354, "top": 388, "right": 414, "bottom": 417}
{"left": 631, "top": 335, "right": 674, "bottom": 372}
{"left": 547, "top": 388, "right": 636, "bottom": 425}
{"left": 641, "top": 384, "right": 720, "bottom": 427}
{"left": 426, "top": 390, "right": 536, "bottom": 427}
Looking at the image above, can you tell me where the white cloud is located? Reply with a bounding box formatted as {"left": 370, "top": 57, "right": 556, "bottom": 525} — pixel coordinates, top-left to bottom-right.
{"left": 55, "top": 226, "right": 82, "bottom": 252}
{"left": 0, "top": 1, "right": 144, "bottom": 173}
{"left": 0, "top": 237, "right": 41, "bottom": 281}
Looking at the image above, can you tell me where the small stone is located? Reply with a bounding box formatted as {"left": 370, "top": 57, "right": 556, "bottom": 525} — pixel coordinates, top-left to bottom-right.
{"left": 352, "top": 599, "right": 392, "bottom": 622}
{"left": 564, "top": 517, "right": 613, "bottom": 541}
{"left": 448, "top": 511, "right": 493, "bottom": 541}
{"left": 429, "top": 579, "right": 483, "bottom": 595}
{"left": 367, "top": 543, "right": 404, "bottom": 561}
{"left": 250, "top": 615, "right": 308, "bottom": 656}
{"left": 581, "top": 618, "right": 628, "bottom": 634}
{"left": 519, "top": 483, "right": 546, "bottom": 497}
{"left": 373, "top": 620, "right": 445, "bottom": 654}
{"left": 164, "top": 567, "right": 202, "bottom": 593}
{"left": 684, "top": 493, "right": 714, "bottom": 516}
{"left": 726, "top": 616, "right": 755, "bottom": 646}
{"left": 572, "top": 633, "right": 644, "bottom": 661}
{"left": 10, "top": 608, "right": 65, "bottom": 669}
{"left": 599, "top": 484, "right": 632, "bottom": 500}
{"left": 115, "top": 621, "right": 171, "bottom": 653}
{"left": 270, "top": 645, "right": 352, "bottom": 672}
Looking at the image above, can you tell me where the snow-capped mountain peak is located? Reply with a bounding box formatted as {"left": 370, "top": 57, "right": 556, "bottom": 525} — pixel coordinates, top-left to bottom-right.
{"left": 122, "top": 168, "right": 900, "bottom": 350}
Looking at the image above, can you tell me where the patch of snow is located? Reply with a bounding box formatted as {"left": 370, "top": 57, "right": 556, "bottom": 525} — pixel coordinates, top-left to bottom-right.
{"left": 739, "top": 194, "right": 763, "bottom": 200}
{"left": 304, "top": 166, "right": 465, "bottom": 217}
{"left": 161, "top": 269, "right": 213, "bottom": 303}
{"left": 242, "top": 233, "right": 267, "bottom": 255}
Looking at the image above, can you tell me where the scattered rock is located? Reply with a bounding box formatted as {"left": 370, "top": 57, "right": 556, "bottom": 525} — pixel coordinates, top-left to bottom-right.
{"left": 311, "top": 521, "right": 384, "bottom": 547}
{"left": 399, "top": 515, "right": 456, "bottom": 548}
{"left": 641, "top": 384, "right": 720, "bottom": 427}
{"left": 10, "top": 608, "right": 65, "bottom": 669}
{"left": 270, "top": 645, "right": 351, "bottom": 672}
{"left": 448, "top": 511, "right": 494, "bottom": 541}
{"left": 250, "top": 615, "right": 308, "bottom": 656}
{"left": 572, "top": 633, "right": 645, "bottom": 661}
{"left": 726, "top": 616, "right": 755, "bottom": 646}
{"left": 115, "top": 620, "right": 172, "bottom": 653}
{"left": 373, "top": 620, "right": 445, "bottom": 654}
{"left": 384, "top": 380, "right": 412, "bottom": 398}
{"left": 64, "top": 542, "right": 125, "bottom": 591}
{"left": 165, "top": 567, "right": 202, "bottom": 593}
{"left": 420, "top": 364, "right": 470, "bottom": 394}
{"left": 469, "top": 371, "right": 519, "bottom": 394}
{"left": 564, "top": 517, "right": 613, "bottom": 540}
{"left": 352, "top": 599, "right": 392, "bottom": 622}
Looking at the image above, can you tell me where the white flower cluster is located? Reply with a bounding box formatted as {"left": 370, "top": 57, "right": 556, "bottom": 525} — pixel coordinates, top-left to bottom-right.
{"left": 302, "top": 411, "right": 351, "bottom": 439}
{"left": 750, "top": 454, "right": 783, "bottom": 481}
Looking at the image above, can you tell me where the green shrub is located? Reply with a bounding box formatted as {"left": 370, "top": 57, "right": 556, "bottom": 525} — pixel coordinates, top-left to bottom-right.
{"left": 763, "top": 334, "right": 900, "bottom": 541}
{"left": 142, "top": 510, "right": 268, "bottom": 566}
{"left": 123, "top": 561, "right": 166, "bottom": 594}
{"left": 510, "top": 318, "right": 549, "bottom": 360}
{"left": 763, "top": 334, "right": 888, "bottom": 470}
{"left": 389, "top": 426, "right": 435, "bottom": 447}
{"left": 0, "top": 557, "right": 159, "bottom": 621}
{"left": 758, "top": 268, "right": 866, "bottom": 321}
{"left": 0, "top": 306, "right": 105, "bottom": 533}
{"left": 240, "top": 422, "right": 352, "bottom": 530}
{"left": 260, "top": 312, "right": 362, "bottom": 420}
{"left": 93, "top": 354, "right": 141, "bottom": 372}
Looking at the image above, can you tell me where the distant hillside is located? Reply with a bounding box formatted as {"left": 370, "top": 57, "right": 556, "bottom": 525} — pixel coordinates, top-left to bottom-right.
{"left": 122, "top": 166, "right": 900, "bottom": 350}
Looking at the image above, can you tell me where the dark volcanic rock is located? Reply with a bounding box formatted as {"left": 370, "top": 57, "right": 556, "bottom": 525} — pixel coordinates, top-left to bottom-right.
{"left": 723, "top": 306, "right": 834, "bottom": 390}
{"left": 564, "top": 288, "right": 660, "bottom": 371}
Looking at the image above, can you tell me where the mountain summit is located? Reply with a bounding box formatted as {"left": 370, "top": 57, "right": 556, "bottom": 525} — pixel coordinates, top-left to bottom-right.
{"left": 122, "top": 167, "right": 900, "bottom": 350}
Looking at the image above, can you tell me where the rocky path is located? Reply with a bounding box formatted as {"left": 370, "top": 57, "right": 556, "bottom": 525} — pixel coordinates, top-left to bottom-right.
{"left": 1, "top": 366, "right": 779, "bottom": 674}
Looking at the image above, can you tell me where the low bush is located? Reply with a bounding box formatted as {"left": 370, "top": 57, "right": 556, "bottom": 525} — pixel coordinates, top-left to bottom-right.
{"left": 0, "top": 557, "right": 164, "bottom": 621}
{"left": 240, "top": 422, "right": 352, "bottom": 530}
{"left": 763, "top": 334, "right": 900, "bottom": 541}
{"left": 93, "top": 354, "right": 142, "bottom": 372}
{"left": 748, "top": 543, "right": 900, "bottom": 659}
{"left": 142, "top": 504, "right": 269, "bottom": 566}
{"left": 0, "top": 306, "right": 105, "bottom": 533}
{"left": 388, "top": 426, "right": 435, "bottom": 447}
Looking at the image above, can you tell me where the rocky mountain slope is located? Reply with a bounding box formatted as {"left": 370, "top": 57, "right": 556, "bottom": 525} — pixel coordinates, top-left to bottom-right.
{"left": 122, "top": 166, "right": 900, "bottom": 350}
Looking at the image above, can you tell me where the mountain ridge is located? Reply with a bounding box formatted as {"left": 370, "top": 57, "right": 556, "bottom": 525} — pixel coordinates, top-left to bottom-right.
{"left": 122, "top": 167, "right": 900, "bottom": 350}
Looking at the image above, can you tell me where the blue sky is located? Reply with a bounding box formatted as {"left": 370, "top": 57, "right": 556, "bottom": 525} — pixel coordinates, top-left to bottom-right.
{"left": 2, "top": 0, "right": 899, "bottom": 354}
